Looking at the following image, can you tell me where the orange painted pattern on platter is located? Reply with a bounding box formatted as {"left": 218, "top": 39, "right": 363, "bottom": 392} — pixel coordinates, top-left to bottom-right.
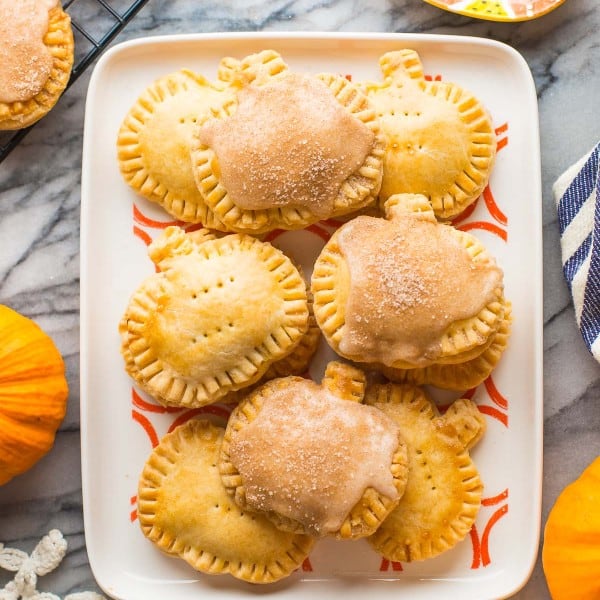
{"left": 495, "top": 123, "right": 508, "bottom": 136}
{"left": 469, "top": 525, "right": 483, "bottom": 568}
{"left": 301, "top": 557, "right": 313, "bottom": 571}
{"left": 480, "top": 505, "right": 508, "bottom": 566}
{"left": 495, "top": 122, "right": 509, "bottom": 153}
{"left": 451, "top": 197, "right": 480, "bottom": 226}
{"left": 476, "top": 375, "right": 509, "bottom": 427}
{"left": 462, "top": 387, "right": 477, "bottom": 399}
{"left": 484, "top": 375, "right": 509, "bottom": 410}
{"left": 167, "top": 405, "right": 233, "bottom": 433}
{"left": 184, "top": 222, "right": 211, "bottom": 233}
{"left": 379, "top": 558, "right": 403, "bottom": 571}
{"left": 483, "top": 186, "right": 507, "bottom": 226}
{"left": 130, "top": 495, "right": 138, "bottom": 523}
{"left": 306, "top": 223, "right": 332, "bottom": 243}
{"left": 133, "top": 203, "right": 182, "bottom": 229}
{"left": 457, "top": 220, "right": 507, "bottom": 242}
{"left": 133, "top": 225, "right": 152, "bottom": 247}
{"left": 482, "top": 488, "right": 509, "bottom": 507}
{"left": 496, "top": 136, "right": 508, "bottom": 152}
{"left": 452, "top": 123, "right": 508, "bottom": 236}
{"left": 132, "top": 388, "right": 182, "bottom": 414}
{"left": 264, "top": 228, "right": 284, "bottom": 243}
{"left": 470, "top": 490, "right": 509, "bottom": 568}
{"left": 321, "top": 218, "right": 345, "bottom": 229}
{"left": 132, "top": 409, "right": 159, "bottom": 448}
{"left": 478, "top": 404, "right": 508, "bottom": 427}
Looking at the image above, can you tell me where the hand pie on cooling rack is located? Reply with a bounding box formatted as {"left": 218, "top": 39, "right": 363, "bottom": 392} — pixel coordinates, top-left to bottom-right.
{"left": 0, "top": 0, "right": 74, "bottom": 130}
{"left": 137, "top": 419, "right": 315, "bottom": 584}
{"left": 365, "top": 384, "right": 485, "bottom": 562}
{"left": 311, "top": 193, "right": 508, "bottom": 370}
{"left": 381, "top": 301, "right": 512, "bottom": 391}
{"left": 362, "top": 49, "right": 496, "bottom": 219}
{"left": 219, "top": 361, "right": 409, "bottom": 540}
{"left": 190, "top": 49, "right": 386, "bottom": 234}
{"left": 117, "top": 67, "right": 238, "bottom": 230}
{"left": 119, "top": 226, "right": 309, "bottom": 408}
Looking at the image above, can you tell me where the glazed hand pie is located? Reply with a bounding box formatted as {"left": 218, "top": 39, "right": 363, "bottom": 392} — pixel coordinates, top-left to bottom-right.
{"left": 137, "top": 419, "right": 315, "bottom": 584}
{"left": 190, "top": 49, "right": 385, "bottom": 234}
{"left": 364, "top": 383, "right": 485, "bottom": 562}
{"left": 311, "top": 193, "right": 506, "bottom": 369}
{"left": 119, "top": 226, "right": 309, "bottom": 407}
{"left": 219, "top": 361, "right": 409, "bottom": 539}
{"left": 117, "top": 67, "right": 237, "bottom": 229}
{"left": 381, "top": 301, "right": 512, "bottom": 391}
{"left": 0, "top": 0, "right": 74, "bottom": 130}
{"left": 362, "top": 49, "right": 496, "bottom": 219}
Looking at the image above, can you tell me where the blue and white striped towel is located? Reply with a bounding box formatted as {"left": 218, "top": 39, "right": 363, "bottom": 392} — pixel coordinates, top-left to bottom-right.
{"left": 555, "top": 142, "right": 600, "bottom": 361}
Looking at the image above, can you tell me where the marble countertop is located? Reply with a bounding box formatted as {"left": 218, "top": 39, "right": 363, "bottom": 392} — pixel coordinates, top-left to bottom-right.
{"left": 0, "top": 0, "right": 599, "bottom": 598}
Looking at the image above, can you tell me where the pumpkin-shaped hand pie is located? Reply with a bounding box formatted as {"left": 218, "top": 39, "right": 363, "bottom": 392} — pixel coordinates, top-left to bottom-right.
{"left": 0, "top": 305, "right": 68, "bottom": 485}
{"left": 137, "top": 419, "right": 315, "bottom": 584}
{"left": 119, "top": 226, "right": 309, "bottom": 408}
{"left": 0, "top": 0, "right": 74, "bottom": 130}
{"left": 219, "top": 361, "right": 409, "bottom": 539}
{"left": 190, "top": 49, "right": 385, "bottom": 234}
{"left": 542, "top": 456, "right": 600, "bottom": 600}
{"left": 365, "top": 383, "right": 485, "bottom": 562}
{"left": 311, "top": 193, "right": 507, "bottom": 370}
{"left": 117, "top": 67, "right": 238, "bottom": 230}
{"left": 362, "top": 49, "right": 496, "bottom": 219}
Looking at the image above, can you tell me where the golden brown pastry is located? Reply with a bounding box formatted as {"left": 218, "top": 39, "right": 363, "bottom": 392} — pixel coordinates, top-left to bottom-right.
{"left": 117, "top": 67, "right": 237, "bottom": 229}
{"left": 311, "top": 193, "right": 506, "bottom": 370}
{"left": 362, "top": 49, "right": 496, "bottom": 219}
{"left": 0, "top": 0, "right": 74, "bottom": 130}
{"left": 190, "top": 49, "right": 385, "bottom": 234}
{"left": 120, "top": 226, "right": 309, "bottom": 407}
{"left": 381, "top": 301, "right": 512, "bottom": 391}
{"left": 220, "top": 288, "right": 321, "bottom": 405}
{"left": 219, "top": 361, "right": 409, "bottom": 539}
{"left": 137, "top": 419, "right": 315, "bottom": 584}
{"left": 365, "top": 383, "right": 485, "bottom": 562}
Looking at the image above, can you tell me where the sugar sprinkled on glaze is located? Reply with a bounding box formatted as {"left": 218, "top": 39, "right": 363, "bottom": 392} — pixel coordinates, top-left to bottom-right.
{"left": 0, "top": 0, "right": 58, "bottom": 104}
{"left": 198, "top": 72, "right": 374, "bottom": 216}
{"left": 337, "top": 214, "right": 503, "bottom": 367}
{"left": 228, "top": 379, "right": 401, "bottom": 536}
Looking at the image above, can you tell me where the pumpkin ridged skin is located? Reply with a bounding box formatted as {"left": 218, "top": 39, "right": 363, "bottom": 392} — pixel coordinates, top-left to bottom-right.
{"left": 542, "top": 456, "right": 600, "bottom": 600}
{"left": 0, "top": 305, "right": 68, "bottom": 485}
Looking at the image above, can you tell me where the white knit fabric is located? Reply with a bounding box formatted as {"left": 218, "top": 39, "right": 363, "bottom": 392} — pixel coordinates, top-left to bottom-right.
{"left": 0, "top": 530, "right": 106, "bottom": 600}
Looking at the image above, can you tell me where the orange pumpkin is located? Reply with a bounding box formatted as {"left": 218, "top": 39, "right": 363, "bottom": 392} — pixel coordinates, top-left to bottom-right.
{"left": 542, "top": 456, "right": 600, "bottom": 600}
{"left": 0, "top": 305, "right": 68, "bottom": 485}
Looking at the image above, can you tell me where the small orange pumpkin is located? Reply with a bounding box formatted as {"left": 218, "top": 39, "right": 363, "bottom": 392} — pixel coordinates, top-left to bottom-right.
{"left": 0, "top": 305, "right": 68, "bottom": 485}
{"left": 542, "top": 456, "right": 600, "bottom": 599}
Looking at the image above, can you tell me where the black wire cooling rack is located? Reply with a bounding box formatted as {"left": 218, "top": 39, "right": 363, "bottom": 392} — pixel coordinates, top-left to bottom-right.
{"left": 0, "top": 0, "right": 149, "bottom": 164}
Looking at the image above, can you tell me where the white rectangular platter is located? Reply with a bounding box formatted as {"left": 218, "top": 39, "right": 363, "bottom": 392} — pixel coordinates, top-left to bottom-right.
{"left": 80, "top": 32, "right": 543, "bottom": 600}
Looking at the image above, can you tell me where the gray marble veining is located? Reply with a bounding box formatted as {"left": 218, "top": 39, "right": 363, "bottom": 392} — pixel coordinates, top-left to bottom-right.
{"left": 1, "top": 0, "right": 599, "bottom": 598}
